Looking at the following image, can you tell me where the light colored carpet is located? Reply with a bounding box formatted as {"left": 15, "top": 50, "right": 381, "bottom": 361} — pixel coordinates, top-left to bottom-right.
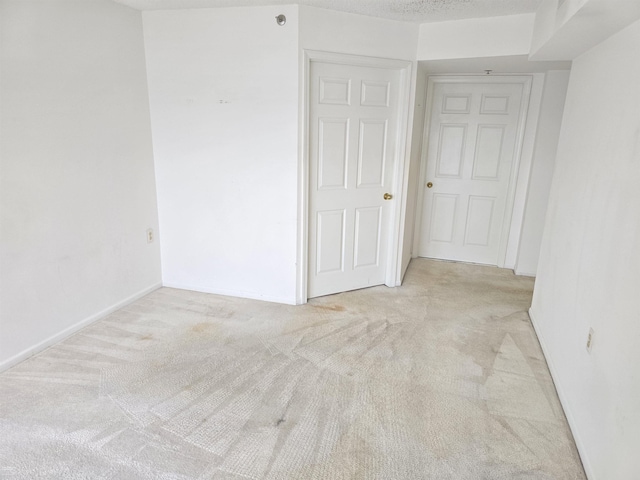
{"left": 0, "top": 259, "right": 585, "bottom": 479}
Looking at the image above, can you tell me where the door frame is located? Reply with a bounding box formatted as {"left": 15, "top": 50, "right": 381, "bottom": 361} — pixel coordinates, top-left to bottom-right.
{"left": 412, "top": 75, "right": 533, "bottom": 269}
{"left": 297, "top": 50, "right": 414, "bottom": 304}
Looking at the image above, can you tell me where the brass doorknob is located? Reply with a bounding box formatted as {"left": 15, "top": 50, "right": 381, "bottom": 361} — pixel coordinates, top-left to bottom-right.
{"left": 426, "top": 182, "right": 433, "bottom": 188}
{"left": 383, "top": 193, "right": 393, "bottom": 200}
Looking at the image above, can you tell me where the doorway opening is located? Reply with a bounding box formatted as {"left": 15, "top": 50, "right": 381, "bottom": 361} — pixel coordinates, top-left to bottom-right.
{"left": 415, "top": 75, "right": 533, "bottom": 267}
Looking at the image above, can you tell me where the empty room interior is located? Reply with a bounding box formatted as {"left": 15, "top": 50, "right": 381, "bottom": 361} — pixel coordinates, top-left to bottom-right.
{"left": 1, "top": 0, "right": 639, "bottom": 478}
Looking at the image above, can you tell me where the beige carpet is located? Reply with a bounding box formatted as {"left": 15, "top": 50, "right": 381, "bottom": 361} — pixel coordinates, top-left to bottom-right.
{"left": 0, "top": 259, "right": 585, "bottom": 479}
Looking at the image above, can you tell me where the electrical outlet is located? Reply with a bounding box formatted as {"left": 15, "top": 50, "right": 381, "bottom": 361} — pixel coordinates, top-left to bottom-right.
{"left": 147, "top": 228, "right": 154, "bottom": 244}
{"left": 586, "top": 327, "right": 595, "bottom": 353}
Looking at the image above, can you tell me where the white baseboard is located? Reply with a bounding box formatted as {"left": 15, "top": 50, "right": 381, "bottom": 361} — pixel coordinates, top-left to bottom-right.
{"left": 514, "top": 269, "right": 536, "bottom": 277}
{"left": 163, "top": 282, "right": 297, "bottom": 306}
{"left": 0, "top": 282, "right": 162, "bottom": 372}
{"left": 528, "top": 307, "right": 594, "bottom": 480}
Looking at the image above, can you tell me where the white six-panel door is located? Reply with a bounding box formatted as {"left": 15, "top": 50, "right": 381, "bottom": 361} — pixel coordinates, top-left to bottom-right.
{"left": 308, "top": 61, "right": 401, "bottom": 298}
{"left": 418, "top": 78, "right": 527, "bottom": 266}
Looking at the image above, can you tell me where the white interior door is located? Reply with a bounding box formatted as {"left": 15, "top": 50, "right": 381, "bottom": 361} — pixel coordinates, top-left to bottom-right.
{"left": 418, "top": 78, "right": 527, "bottom": 266}
{"left": 308, "top": 61, "right": 401, "bottom": 298}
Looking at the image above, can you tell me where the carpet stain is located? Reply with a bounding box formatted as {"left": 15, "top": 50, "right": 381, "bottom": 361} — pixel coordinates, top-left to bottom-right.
{"left": 312, "top": 304, "right": 346, "bottom": 312}
{"left": 190, "top": 322, "right": 216, "bottom": 333}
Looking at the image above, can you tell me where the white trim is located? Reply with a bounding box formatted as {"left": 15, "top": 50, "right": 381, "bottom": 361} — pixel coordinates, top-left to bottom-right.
{"left": 296, "top": 49, "right": 311, "bottom": 305}
{"left": 514, "top": 269, "right": 536, "bottom": 277}
{"left": 412, "top": 74, "right": 435, "bottom": 259}
{"left": 498, "top": 75, "right": 533, "bottom": 268}
{"left": 528, "top": 307, "right": 594, "bottom": 480}
{"left": 412, "top": 74, "right": 535, "bottom": 269}
{"left": 506, "top": 73, "right": 545, "bottom": 269}
{"left": 388, "top": 61, "right": 416, "bottom": 287}
{"left": 301, "top": 50, "right": 412, "bottom": 70}
{"left": 396, "top": 63, "right": 419, "bottom": 282}
{"left": 165, "top": 283, "right": 296, "bottom": 306}
{"left": 297, "top": 50, "right": 414, "bottom": 303}
{"left": 0, "top": 282, "right": 162, "bottom": 372}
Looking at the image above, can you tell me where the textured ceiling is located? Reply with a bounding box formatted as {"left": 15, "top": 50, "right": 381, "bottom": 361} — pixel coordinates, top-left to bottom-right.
{"left": 112, "top": 0, "right": 541, "bottom": 23}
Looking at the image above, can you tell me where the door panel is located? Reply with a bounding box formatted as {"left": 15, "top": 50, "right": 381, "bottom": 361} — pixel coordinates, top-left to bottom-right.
{"left": 309, "top": 62, "right": 400, "bottom": 298}
{"left": 473, "top": 126, "right": 504, "bottom": 179}
{"left": 354, "top": 206, "right": 382, "bottom": 269}
{"left": 464, "top": 196, "right": 495, "bottom": 246}
{"left": 318, "top": 119, "right": 349, "bottom": 190}
{"left": 437, "top": 124, "right": 466, "bottom": 177}
{"left": 316, "top": 210, "right": 346, "bottom": 274}
{"left": 319, "top": 77, "right": 351, "bottom": 105}
{"left": 430, "top": 194, "right": 458, "bottom": 243}
{"left": 361, "top": 81, "right": 390, "bottom": 107}
{"left": 357, "top": 120, "right": 387, "bottom": 187}
{"left": 418, "top": 80, "right": 525, "bottom": 266}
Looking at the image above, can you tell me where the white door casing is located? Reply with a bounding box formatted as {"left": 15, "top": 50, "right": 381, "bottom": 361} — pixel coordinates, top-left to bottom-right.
{"left": 416, "top": 76, "right": 532, "bottom": 267}
{"left": 302, "top": 53, "right": 412, "bottom": 300}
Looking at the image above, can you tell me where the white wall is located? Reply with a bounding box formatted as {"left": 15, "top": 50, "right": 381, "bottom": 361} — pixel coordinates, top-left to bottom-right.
{"left": 530, "top": 18, "right": 640, "bottom": 479}
{"left": 515, "top": 70, "right": 570, "bottom": 276}
{"left": 298, "top": 5, "right": 418, "bottom": 60}
{"left": 0, "top": 0, "right": 161, "bottom": 369}
{"left": 530, "top": 0, "right": 640, "bottom": 61}
{"left": 143, "top": 5, "right": 419, "bottom": 305}
{"left": 417, "top": 14, "right": 535, "bottom": 60}
{"left": 143, "top": 6, "right": 300, "bottom": 304}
